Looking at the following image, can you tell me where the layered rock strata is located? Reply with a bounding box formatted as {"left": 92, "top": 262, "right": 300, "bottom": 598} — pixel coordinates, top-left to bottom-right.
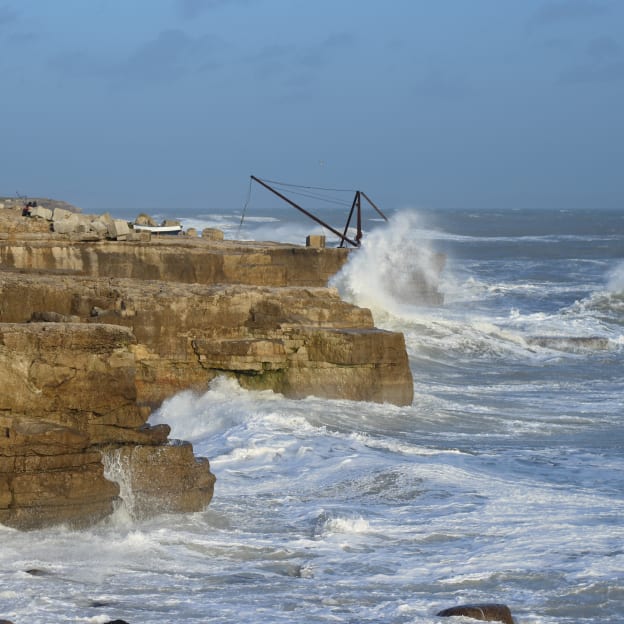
{"left": 0, "top": 203, "right": 430, "bottom": 529}
{"left": 0, "top": 322, "right": 214, "bottom": 529}
{"left": 0, "top": 273, "right": 413, "bottom": 407}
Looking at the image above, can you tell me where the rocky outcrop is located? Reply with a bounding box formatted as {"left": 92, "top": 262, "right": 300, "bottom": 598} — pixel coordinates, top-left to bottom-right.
{"left": 0, "top": 414, "right": 118, "bottom": 530}
{"left": 0, "top": 322, "right": 214, "bottom": 529}
{"left": 437, "top": 604, "right": 516, "bottom": 624}
{"left": 0, "top": 203, "right": 435, "bottom": 529}
{"left": 0, "top": 267, "right": 413, "bottom": 408}
{"left": 0, "top": 235, "right": 349, "bottom": 287}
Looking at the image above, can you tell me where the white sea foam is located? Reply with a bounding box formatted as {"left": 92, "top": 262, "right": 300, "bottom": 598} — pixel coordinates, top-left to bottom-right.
{"left": 1, "top": 209, "right": 622, "bottom": 624}
{"left": 606, "top": 260, "right": 624, "bottom": 293}
{"left": 319, "top": 515, "right": 372, "bottom": 536}
{"left": 330, "top": 210, "right": 449, "bottom": 315}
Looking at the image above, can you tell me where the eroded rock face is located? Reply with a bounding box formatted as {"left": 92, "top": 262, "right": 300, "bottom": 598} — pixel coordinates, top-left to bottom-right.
{"left": 0, "top": 415, "right": 119, "bottom": 529}
{"left": 103, "top": 443, "right": 215, "bottom": 517}
{"left": 0, "top": 323, "right": 141, "bottom": 441}
{"left": 0, "top": 235, "right": 350, "bottom": 287}
{"left": 0, "top": 322, "right": 215, "bottom": 529}
{"left": 0, "top": 204, "right": 428, "bottom": 529}
{"left": 0, "top": 274, "right": 414, "bottom": 407}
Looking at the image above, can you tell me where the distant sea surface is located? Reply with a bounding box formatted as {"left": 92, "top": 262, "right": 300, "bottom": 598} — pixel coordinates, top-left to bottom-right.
{"left": 1, "top": 205, "right": 623, "bottom": 623}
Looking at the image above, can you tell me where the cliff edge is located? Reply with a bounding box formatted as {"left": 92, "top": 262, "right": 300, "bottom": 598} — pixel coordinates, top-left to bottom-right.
{"left": 0, "top": 201, "right": 441, "bottom": 529}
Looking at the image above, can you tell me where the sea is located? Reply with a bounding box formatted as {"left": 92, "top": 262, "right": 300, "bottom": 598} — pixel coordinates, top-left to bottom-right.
{"left": 1, "top": 200, "right": 623, "bottom": 623}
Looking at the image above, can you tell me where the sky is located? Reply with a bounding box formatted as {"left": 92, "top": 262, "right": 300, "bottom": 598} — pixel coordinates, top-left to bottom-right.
{"left": 1, "top": 0, "right": 623, "bottom": 216}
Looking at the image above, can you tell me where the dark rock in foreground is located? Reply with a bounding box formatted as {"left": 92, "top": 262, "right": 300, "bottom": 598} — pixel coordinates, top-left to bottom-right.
{"left": 437, "top": 603, "right": 516, "bottom": 623}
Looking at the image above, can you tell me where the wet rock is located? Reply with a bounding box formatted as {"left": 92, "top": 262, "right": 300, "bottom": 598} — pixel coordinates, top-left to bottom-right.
{"left": 437, "top": 603, "right": 515, "bottom": 623}
{"left": 0, "top": 274, "right": 414, "bottom": 406}
{"left": 527, "top": 335, "right": 609, "bottom": 352}
{"left": 0, "top": 323, "right": 214, "bottom": 529}
{"left": 0, "top": 202, "right": 442, "bottom": 529}
{"left": 25, "top": 568, "right": 53, "bottom": 576}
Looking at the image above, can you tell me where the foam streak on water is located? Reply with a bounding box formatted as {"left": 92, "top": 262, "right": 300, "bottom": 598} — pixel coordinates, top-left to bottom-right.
{"left": 1, "top": 208, "right": 623, "bottom": 623}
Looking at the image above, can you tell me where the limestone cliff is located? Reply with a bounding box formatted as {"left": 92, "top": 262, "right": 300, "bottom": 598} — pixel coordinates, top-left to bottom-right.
{"left": 0, "top": 203, "right": 438, "bottom": 529}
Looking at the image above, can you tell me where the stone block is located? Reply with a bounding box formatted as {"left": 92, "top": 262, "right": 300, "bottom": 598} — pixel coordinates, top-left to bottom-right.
{"left": 89, "top": 219, "right": 109, "bottom": 238}
{"left": 202, "top": 228, "right": 224, "bottom": 241}
{"left": 306, "top": 234, "right": 326, "bottom": 248}
{"left": 108, "top": 442, "right": 215, "bottom": 517}
{"left": 53, "top": 214, "right": 80, "bottom": 234}
{"left": 30, "top": 206, "right": 53, "bottom": 221}
{"left": 107, "top": 219, "right": 131, "bottom": 240}
{"left": 52, "top": 207, "right": 73, "bottom": 222}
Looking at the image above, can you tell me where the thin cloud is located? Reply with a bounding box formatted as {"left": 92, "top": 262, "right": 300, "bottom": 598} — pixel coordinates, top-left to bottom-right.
{"left": 527, "top": 0, "right": 609, "bottom": 30}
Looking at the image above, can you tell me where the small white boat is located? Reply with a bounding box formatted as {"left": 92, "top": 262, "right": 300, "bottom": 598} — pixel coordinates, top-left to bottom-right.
{"left": 132, "top": 223, "right": 183, "bottom": 235}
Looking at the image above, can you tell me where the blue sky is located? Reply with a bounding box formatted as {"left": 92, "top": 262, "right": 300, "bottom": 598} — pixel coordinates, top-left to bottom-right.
{"left": 1, "top": 0, "right": 623, "bottom": 215}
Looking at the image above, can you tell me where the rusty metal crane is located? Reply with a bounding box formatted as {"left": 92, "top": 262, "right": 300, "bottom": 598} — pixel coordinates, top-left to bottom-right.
{"left": 249, "top": 175, "right": 388, "bottom": 248}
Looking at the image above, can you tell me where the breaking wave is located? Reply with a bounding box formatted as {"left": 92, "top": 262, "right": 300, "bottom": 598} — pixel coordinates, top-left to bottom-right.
{"left": 330, "top": 210, "right": 447, "bottom": 316}
{"left": 606, "top": 260, "right": 624, "bottom": 294}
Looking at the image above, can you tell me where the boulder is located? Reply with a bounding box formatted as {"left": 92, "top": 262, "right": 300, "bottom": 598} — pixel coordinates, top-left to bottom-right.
{"left": 30, "top": 206, "right": 53, "bottom": 221}
{"left": 52, "top": 213, "right": 81, "bottom": 234}
{"left": 90, "top": 218, "right": 110, "bottom": 238}
{"left": 135, "top": 213, "right": 157, "bottom": 226}
{"left": 52, "top": 207, "right": 73, "bottom": 222}
{"left": 105, "top": 441, "right": 215, "bottom": 517}
{"left": 437, "top": 604, "right": 515, "bottom": 624}
{"left": 107, "top": 219, "right": 131, "bottom": 241}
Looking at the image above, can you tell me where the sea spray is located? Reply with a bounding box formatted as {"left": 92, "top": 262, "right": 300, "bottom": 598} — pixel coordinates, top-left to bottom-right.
{"left": 330, "top": 210, "right": 445, "bottom": 315}
{"left": 2, "top": 208, "right": 621, "bottom": 623}
{"left": 606, "top": 260, "right": 624, "bottom": 294}
{"left": 101, "top": 448, "right": 137, "bottom": 524}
